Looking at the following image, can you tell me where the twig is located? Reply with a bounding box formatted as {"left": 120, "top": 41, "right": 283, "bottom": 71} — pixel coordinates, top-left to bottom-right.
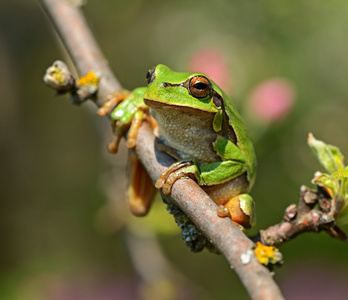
{"left": 39, "top": 0, "right": 284, "bottom": 299}
{"left": 255, "top": 185, "right": 347, "bottom": 246}
{"left": 40, "top": 0, "right": 122, "bottom": 107}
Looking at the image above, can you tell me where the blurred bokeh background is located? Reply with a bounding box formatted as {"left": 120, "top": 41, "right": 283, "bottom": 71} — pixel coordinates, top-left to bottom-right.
{"left": 1, "top": 0, "right": 348, "bottom": 299}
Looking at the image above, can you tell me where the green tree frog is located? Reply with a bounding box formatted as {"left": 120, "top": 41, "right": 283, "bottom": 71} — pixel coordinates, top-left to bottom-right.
{"left": 99, "top": 64, "right": 257, "bottom": 229}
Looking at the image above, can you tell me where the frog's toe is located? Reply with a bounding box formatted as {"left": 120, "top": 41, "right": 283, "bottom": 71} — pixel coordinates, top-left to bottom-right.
{"left": 107, "top": 120, "right": 126, "bottom": 154}
{"left": 108, "top": 135, "right": 122, "bottom": 154}
{"left": 155, "top": 161, "right": 196, "bottom": 194}
{"left": 97, "top": 90, "right": 129, "bottom": 116}
{"left": 162, "top": 169, "right": 196, "bottom": 194}
{"left": 126, "top": 110, "right": 145, "bottom": 149}
{"left": 217, "top": 205, "right": 230, "bottom": 218}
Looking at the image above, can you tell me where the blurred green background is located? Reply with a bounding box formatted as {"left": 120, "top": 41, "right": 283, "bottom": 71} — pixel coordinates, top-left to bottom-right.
{"left": 1, "top": 0, "right": 348, "bottom": 299}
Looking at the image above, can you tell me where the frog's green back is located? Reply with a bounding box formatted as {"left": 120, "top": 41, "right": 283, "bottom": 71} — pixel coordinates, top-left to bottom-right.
{"left": 219, "top": 88, "right": 257, "bottom": 188}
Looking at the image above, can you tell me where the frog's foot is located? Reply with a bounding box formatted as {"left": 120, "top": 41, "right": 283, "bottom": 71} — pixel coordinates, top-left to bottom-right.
{"left": 127, "top": 113, "right": 157, "bottom": 149}
{"left": 97, "top": 90, "right": 130, "bottom": 116}
{"left": 103, "top": 88, "right": 156, "bottom": 153}
{"left": 107, "top": 109, "right": 143, "bottom": 153}
{"left": 155, "top": 161, "right": 199, "bottom": 194}
{"left": 127, "top": 149, "right": 157, "bottom": 216}
{"left": 217, "top": 194, "right": 255, "bottom": 229}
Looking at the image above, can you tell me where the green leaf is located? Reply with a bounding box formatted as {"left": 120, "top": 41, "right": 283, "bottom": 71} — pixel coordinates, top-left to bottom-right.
{"left": 312, "top": 172, "right": 334, "bottom": 192}
{"left": 331, "top": 170, "right": 348, "bottom": 180}
{"left": 307, "top": 133, "right": 345, "bottom": 173}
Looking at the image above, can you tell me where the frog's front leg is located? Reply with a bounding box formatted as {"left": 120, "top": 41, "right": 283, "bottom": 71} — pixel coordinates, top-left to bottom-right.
{"left": 98, "top": 87, "right": 155, "bottom": 153}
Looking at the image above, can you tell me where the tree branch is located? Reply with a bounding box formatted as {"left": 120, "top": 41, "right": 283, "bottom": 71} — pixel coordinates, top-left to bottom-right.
{"left": 40, "top": 0, "right": 122, "bottom": 107}
{"left": 254, "top": 185, "right": 347, "bottom": 246}
{"left": 40, "top": 0, "right": 284, "bottom": 299}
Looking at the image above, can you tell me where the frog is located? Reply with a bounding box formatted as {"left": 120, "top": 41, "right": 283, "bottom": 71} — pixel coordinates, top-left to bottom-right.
{"left": 98, "top": 64, "right": 257, "bottom": 229}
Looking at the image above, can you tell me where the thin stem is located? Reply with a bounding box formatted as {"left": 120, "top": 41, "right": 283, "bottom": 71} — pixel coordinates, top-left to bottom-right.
{"left": 40, "top": 0, "right": 122, "bottom": 106}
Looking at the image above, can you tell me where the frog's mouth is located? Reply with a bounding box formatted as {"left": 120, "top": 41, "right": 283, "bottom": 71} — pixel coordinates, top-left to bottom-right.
{"left": 144, "top": 98, "right": 205, "bottom": 112}
{"left": 144, "top": 98, "right": 183, "bottom": 109}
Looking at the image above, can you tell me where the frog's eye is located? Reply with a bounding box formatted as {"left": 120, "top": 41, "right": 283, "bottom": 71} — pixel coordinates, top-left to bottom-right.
{"left": 146, "top": 66, "right": 156, "bottom": 85}
{"left": 188, "top": 76, "right": 212, "bottom": 99}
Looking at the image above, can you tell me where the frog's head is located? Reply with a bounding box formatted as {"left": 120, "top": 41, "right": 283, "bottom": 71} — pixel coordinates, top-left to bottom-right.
{"left": 143, "top": 64, "right": 223, "bottom": 114}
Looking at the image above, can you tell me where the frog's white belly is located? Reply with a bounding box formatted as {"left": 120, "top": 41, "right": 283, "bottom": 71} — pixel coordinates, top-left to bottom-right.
{"left": 149, "top": 104, "right": 220, "bottom": 163}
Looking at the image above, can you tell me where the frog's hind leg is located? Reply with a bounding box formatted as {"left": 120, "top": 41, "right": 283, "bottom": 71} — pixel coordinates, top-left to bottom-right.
{"left": 217, "top": 194, "right": 255, "bottom": 229}
{"left": 126, "top": 149, "right": 157, "bottom": 216}
{"left": 203, "top": 175, "right": 255, "bottom": 229}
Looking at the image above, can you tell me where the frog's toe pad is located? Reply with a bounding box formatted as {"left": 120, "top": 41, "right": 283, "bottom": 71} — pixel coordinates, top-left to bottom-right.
{"left": 217, "top": 205, "right": 230, "bottom": 218}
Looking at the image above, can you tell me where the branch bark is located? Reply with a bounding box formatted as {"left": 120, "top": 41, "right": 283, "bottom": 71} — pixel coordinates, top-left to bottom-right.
{"left": 39, "top": 0, "right": 284, "bottom": 299}
{"left": 254, "top": 186, "right": 347, "bottom": 246}
{"left": 40, "top": 0, "right": 122, "bottom": 107}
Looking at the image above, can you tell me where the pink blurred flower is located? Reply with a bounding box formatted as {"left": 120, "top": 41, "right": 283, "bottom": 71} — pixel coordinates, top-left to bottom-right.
{"left": 188, "top": 48, "right": 232, "bottom": 92}
{"left": 248, "top": 78, "right": 296, "bottom": 123}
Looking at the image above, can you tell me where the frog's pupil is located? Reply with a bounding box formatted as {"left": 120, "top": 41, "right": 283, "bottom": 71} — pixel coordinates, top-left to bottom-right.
{"left": 146, "top": 71, "right": 151, "bottom": 79}
{"left": 194, "top": 82, "right": 207, "bottom": 90}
